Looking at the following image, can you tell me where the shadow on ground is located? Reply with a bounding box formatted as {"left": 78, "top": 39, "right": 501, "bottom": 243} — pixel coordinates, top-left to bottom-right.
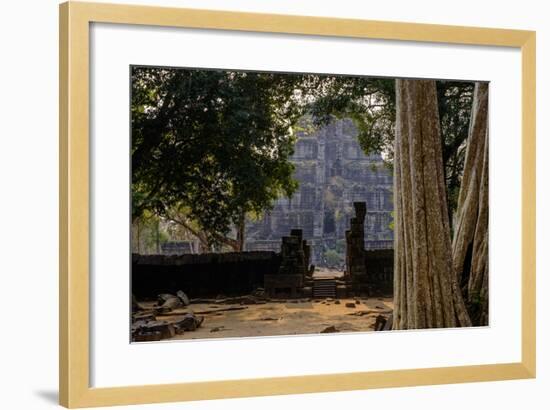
{"left": 34, "top": 390, "right": 58, "bottom": 405}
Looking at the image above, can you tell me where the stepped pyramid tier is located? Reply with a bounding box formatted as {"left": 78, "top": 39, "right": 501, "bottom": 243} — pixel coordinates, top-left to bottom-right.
{"left": 246, "top": 118, "right": 394, "bottom": 266}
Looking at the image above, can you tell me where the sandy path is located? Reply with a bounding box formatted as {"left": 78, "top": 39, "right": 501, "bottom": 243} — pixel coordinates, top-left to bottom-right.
{"left": 154, "top": 297, "right": 393, "bottom": 341}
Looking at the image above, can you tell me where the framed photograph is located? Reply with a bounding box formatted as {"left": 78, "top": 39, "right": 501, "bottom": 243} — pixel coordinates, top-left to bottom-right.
{"left": 59, "top": 1, "right": 536, "bottom": 407}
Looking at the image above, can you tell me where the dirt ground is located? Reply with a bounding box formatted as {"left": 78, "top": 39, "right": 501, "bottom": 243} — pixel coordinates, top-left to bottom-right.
{"left": 153, "top": 297, "right": 393, "bottom": 340}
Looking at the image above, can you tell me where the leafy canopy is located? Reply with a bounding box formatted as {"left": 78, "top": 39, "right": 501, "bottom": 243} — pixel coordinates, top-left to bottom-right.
{"left": 132, "top": 67, "right": 310, "bottom": 245}
{"left": 308, "top": 77, "right": 474, "bottom": 215}
{"left": 132, "top": 67, "right": 474, "bottom": 246}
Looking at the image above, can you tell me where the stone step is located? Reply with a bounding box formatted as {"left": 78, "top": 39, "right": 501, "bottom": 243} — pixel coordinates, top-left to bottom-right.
{"left": 312, "top": 279, "right": 337, "bottom": 298}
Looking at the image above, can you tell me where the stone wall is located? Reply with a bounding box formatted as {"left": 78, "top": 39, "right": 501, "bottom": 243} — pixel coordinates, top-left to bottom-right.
{"left": 364, "top": 249, "right": 394, "bottom": 293}
{"left": 132, "top": 252, "right": 281, "bottom": 299}
{"left": 132, "top": 248, "right": 394, "bottom": 298}
{"left": 345, "top": 202, "right": 367, "bottom": 279}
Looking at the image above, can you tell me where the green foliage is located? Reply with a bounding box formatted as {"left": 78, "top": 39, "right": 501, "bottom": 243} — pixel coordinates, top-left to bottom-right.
{"left": 132, "top": 211, "right": 169, "bottom": 254}
{"left": 132, "top": 67, "right": 307, "bottom": 245}
{"left": 309, "top": 78, "right": 475, "bottom": 216}
{"left": 324, "top": 249, "right": 343, "bottom": 267}
{"left": 437, "top": 81, "right": 475, "bottom": 216}
{"left": 335, "top": 239, "right": 346, "bottom": 253}
{"left": 293, "top": 115, "right": 319, "bottom": 136}
{"left": 132, "top": 67, "right": 475, "bottom": 246}
{"left": 309, "top": 77, "right": 396, "bottom": 161}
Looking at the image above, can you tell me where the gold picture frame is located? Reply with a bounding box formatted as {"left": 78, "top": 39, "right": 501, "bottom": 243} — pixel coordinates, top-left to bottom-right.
{"left": 59, "top": 1, "right": 536, "bottom": 407}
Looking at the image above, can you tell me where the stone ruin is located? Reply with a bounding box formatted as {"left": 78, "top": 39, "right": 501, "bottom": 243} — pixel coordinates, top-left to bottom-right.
{"left": 245, "top": 118, "right": 394, "bottom": 265}
{"left": 338, "top": 200, "right": 394, "bottom": 295}
{"left": 345, "top": 202, "right": 369, "bottom": 293}
{"left": 131, "top": 202, "right": 394, "bottom": 341}
{"left": 262, "top": 204, "right": 390, "bottom": 299}
{"left": 132, "top": 251, "right": 280, "bottom": 298}
{"left": 263, "top": 229, "right": 314, "bottom": 298}
{"left": 132, "top": 291, "right": 205, "bottom": 342}
{"left": 132, "top": 203, "right": 393, "bottom": 305}
{"left": 345, "top": 202, "right": 367, "bottom": 277}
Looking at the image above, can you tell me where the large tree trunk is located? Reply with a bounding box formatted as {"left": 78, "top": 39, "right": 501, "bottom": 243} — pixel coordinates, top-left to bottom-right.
{"left": 451, "top": 83, "right": 489, "bottom": 326}
{"left": 393, "top": 79, "right": 471, "bottom": 330}
{"left": 165, "top": 212, "right": 243, "bottom": 253}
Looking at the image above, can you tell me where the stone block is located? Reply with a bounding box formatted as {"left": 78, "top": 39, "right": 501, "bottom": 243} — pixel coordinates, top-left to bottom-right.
{"left": 133, "top": 331, "right": 162, "bottom": 342}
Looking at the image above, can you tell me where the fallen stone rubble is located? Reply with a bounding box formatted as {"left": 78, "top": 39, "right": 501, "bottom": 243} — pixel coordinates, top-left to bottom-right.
{"left": 132, "top": 291, "right": 203, "bottom": 342}
{"left": 374, "top": 313, "right": 393, "bottom": 331}
{"left": 133, "top": 290, "right": 395, "bottom": 340}
{"left": 155, "top": 290, "right": 190, "bottom": 313}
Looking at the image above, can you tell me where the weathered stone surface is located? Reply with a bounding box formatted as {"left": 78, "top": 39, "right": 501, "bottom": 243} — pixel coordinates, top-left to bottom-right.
{"left": 132, "top": 320, "right": 148, "bottom": 332}
{"left": 301, "top": 286, "right": 312, "bottom": 298}
{"left": 374, "top": 314, "right": 387, "bottom": 331}
{"left": 364, "top": 249, "right": 394, "bottom": 293}
{"left": 176, "top": 290, "right": 190, "bottom": 306}
{"left": 345, "top": 202, "right": 368, "bottom": 280}
{"left": 278, "top": 235, "right": 307, "bottom": 276}
{"left": 345, "top": 302, "right": 356, "bottom": 308}
{"left": 336, "top": 285, "right": 348, "bottom": 299}
{"left": 143, "top": 321, "right": 176, "bottom": 339}
{"left": 264, "top": 274, "right": 303, "bottom": 298}
{"left": 157, "top": 293, "right": 176, "bottom": 304}
{"left": 155, "top": 297, "right": 183, "bottom": 313}
{"left": 133, "top": 249, "right": 393, "bottom": 301}
{"left": 173, "top": 313, "right": 204, "bottom": 333}
{"left": 132, "top": 311, "right": 155, "bottom": 323}
{"left": 245, "top": 118, "right": 394, "bottom": 264}
{"left": 383, "top": 314, "right": 393, "bottom": 331}
{"left": 264, "top": 229, "right": 312, "bottom": 298}
{"left": 252, "top": 288, "right": 266, "bottom": 298}
{"left": 133, "top": 331, "right": 162, "bottom": 342}
{"left": 132, "top": 251, "right": 281, "bottom": 299}
{"left": 374, "top": 314, "right": 394, "bottom": 331}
